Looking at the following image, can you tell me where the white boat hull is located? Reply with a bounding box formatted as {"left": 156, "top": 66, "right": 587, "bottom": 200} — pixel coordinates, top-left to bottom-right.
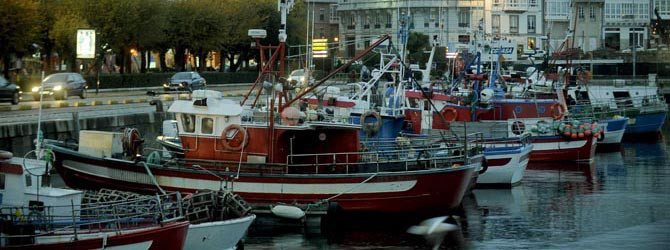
{"left": 477, "top": 145, "right": 532, "bottom": 186}
{"left": 184, "top": 214, "right": 256, "bottom": 250}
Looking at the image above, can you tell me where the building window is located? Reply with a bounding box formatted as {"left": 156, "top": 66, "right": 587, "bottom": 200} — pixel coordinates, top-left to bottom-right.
{"left": 589, "top": 6, "right": 596, "bottom": 20}
{"left": 527, "top": 37, "right": 536, "bottom": 50}
{"left": 364, "top": 15, "right": 370, "bottom": 29}
{"left": 492, "top": 15, "right": 500, "bottom": 34}
{"left": 528, "top": 15, "right": 536, "bottom": 34}
{"left": 375, "top": 14, "right": 381, "bottom": 29}
{"left": 547, "top": 0, "right": 570, "bottom": 19}
{"left": 201, "top": 117, "right": 213, "bottom": 134}
{"left": 348, "top": 14, "right": 355, "bottom": 30}
{"left": 458, "top": 10, "right": 470, "bottom": 28}
{"left": 320, "top": 14, "right": 324, "bottom": 21}
{"left": 181, "top": 114, "right": 196, "bottom": 133}
{"left": 529, "top": 0, "right": 537, "bottom": 7}
{"left": 493, "top": 0, "right": 500, "bottom": 5}
{"left": 385, "top": 12, "right": 392, "bottom": 28}
{"left": 510, "top": 15, "right": 519, "bottom": 34}
{"left": 458, "top": 35, "right": 470, "bottom": 43}
{"left": 329, "top": 4, "right": 339, "bottom": 23}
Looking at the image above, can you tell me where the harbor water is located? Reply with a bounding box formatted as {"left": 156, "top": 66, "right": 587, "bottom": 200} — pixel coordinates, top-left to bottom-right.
{"left": 243, "top": 119, "right": 670, "bottom": 249}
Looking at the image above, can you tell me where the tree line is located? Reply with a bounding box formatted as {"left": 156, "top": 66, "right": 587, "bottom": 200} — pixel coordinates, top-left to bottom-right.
{"left": 0, "top": 0, "right": 307, "bottom": 78}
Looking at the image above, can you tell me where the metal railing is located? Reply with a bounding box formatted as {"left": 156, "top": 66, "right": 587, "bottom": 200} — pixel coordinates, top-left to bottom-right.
{"left": 569, "top": 95, "right": 668, "bottom": 119}
{"left": 284, "top": 133, "right": 483, "bottom": 174}
{"left": 0, "top": 192, "right": 184, "bottom": 245}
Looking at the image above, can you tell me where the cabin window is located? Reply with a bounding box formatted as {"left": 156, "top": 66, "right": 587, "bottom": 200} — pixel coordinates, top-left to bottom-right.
{"left": 25, "top": 174, "right": 32, "bottom": 187}
{"left": 181, "top": 114, "right": 196, "bottom": 133}
{"left": 201, "top": 117, "right": 214, "bottom": 134}
{"left": 0, "top": 173, "right": 5, "bottom": 189}
{"left": 423, "top": 100, "right": 431, "bottom": 111}
{"left": 409, "top": 98, "right": 420, "bottom": 108}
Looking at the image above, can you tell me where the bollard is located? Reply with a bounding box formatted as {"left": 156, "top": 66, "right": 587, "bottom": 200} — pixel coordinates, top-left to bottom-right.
{"left": 72, "top": 112, "right": 80, "bottom": 140}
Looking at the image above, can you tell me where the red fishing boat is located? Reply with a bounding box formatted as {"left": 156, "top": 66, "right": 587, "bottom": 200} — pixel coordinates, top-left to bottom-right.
{"left": 47, "top": 3, "right": 482, "bottom": 216}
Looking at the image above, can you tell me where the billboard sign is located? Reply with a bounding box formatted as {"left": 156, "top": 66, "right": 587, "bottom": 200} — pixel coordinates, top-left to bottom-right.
{"left": 76, "top": 29, "right": 96, "bottom": 59}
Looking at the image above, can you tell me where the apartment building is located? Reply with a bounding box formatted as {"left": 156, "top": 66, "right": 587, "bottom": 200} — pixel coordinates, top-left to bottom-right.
{"left": 334, "top": 0, "right": 655, "bottom": 59}
{"left": 337, "top": 0, "right": 484, "bottom": 58}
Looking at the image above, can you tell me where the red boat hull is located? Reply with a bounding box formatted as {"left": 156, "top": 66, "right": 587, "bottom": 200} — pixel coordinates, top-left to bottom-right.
{"left": 50, "top": 146, "right": 478, "bottom": 214}
{"left": 3, "top": 221, "right": 189, "bottom": 250}
{"left": 528, "top": 135, "right": 597, "bottom": 162}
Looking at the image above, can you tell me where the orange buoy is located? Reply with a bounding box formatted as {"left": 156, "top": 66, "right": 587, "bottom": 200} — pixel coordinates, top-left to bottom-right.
{"left": 564, "top": 131, "right": 571, "bottom": 137}
{"left": 571, "top": 133, "right": 578, "bottom": 139}
{"left": 584, "top": 130, "right": 592, "bottom": 136}
{"left": 578, "top": 132, "right": 585, "bottom": 138}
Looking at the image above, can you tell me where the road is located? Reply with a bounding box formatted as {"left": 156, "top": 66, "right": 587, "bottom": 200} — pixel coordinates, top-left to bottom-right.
{"left": 0, "top": 84, "right": 252, "bottom": 125}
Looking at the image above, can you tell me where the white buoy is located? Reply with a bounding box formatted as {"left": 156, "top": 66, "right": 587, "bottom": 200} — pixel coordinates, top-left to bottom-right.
{"left": 407, "top": 216, "right": 459, "bottom": 250}
{"left": 271, "top": 205, "right": 306, "bottom": 220}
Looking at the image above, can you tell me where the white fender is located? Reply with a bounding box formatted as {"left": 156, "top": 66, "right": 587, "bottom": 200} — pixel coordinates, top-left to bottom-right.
{"left": 271, "top": 205, "right": 306, "bottom": 220}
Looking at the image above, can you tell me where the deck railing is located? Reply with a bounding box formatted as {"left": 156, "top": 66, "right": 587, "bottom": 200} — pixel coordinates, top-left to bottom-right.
{"left": 0, "top": 192, "right": 184, "bottom": 245}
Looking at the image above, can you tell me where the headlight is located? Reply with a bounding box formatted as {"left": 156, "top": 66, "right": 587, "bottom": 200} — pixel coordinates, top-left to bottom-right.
{"left": 54, "top": 85, "right": 62, "bottom": 91}
{"left": 179, "top": 83, "right": 185, "bottom": 87}
{"left": 163, "top": 83, "right": 169, "bottom": 88}
{"left": 32, "top": 86, "right": 39, "bottom": 92}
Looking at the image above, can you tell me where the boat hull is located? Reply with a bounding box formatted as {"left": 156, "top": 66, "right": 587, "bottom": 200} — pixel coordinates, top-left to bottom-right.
{"left": 50, "top": 146, "right": 478, "bottom": 214}
{"left": 599, "top": 117, "right": 628, "bottom": 145}
{"left": 3, "top": 221, "right": 189, "bottom": 250}
{"left": 185, "top": 214, "right": 256, "bottom": 250}
{"left": 624, "top": 111, "right": 666, "bottom": 134}
{"left": 528, "top": 135, "right": 596, "bottom": 162}
{"left": 478, "top": 144, "right": 533, "bottom": 186}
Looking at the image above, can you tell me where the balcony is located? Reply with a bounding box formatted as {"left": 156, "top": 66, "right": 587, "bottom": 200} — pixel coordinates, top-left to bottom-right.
{"left": 504, "top": 0, "right": 528, "bottom": 12}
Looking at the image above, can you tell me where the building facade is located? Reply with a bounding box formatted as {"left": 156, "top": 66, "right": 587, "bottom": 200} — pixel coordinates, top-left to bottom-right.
{"left": 337, "top": 0, "right": 484, "bottom": 58}
{"left": 335, "top": 0, "right": 656, "bottom": 60}
{"left": 307, "top": 0, "right": 340, "bottom": 41}
{"left": 484, "top": 0, "right": 544, "bottom": 55}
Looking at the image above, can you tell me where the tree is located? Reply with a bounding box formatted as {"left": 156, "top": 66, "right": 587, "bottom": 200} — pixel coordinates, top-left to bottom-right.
{"left": 406, "top": 32, "right": 430, "bottom": 65}
{"left": 135, "top": 0, "right": 168, "bottom": 73}
{"left": 0, "top": 0, "right": 40, "bottom": 78}
{"left": 48, "top": 0, "right": 89, "bottom": 72}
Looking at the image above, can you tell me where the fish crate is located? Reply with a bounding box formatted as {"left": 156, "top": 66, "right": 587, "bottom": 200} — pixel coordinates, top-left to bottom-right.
{"left": 186, "top": 206, "right": 211, "bottom": 224}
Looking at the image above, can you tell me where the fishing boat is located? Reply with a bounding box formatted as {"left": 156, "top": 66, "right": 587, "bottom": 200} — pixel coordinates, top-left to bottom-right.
{"left": 567, "top": 84, "right": 667, "bottom": 135}
{"left": 46, "top": 15, "right": 481, "bottom": 218}
{"left": 0, "top": 152, "right": 255, "bottom": 250}
{"left": 0, "top": 156, "right": 189, "bottom": 249}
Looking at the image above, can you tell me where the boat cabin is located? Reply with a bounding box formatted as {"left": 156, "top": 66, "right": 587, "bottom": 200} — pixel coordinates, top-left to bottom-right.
{"left": 0, "top": 157, "right": 83, "bottom": 221}
{"left": 168, "top": 90, "right": 361, "bottom": 165}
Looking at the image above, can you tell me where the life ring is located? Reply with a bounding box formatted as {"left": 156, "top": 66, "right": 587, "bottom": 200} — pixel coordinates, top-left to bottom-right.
{"left": 511, "top": 121, "right": 526, "bottom": 135}
{"left": 550, "top": 103, "right": 565, "bottom": 120}
{"left": 0, "top": 150, "right": 13, "bottom": 160}
{"left": 440, "top": 107, "right": 458, "bottom": 122}
{"left": 221, "top": 124, "right": 249, "bottom": 151}
{"left": 360, "top": 110, "right": 382, "bottom": 135}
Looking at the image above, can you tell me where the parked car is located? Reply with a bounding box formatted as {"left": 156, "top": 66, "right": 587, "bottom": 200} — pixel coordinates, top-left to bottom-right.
{"left": 32, "top": 73, "right": 87, "bottom": 100}
{"left": 0, "top": 75, "right": 21, "bottom": 104}
{"left": 163, "top": 72, "right": 206, "bottom": 92}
